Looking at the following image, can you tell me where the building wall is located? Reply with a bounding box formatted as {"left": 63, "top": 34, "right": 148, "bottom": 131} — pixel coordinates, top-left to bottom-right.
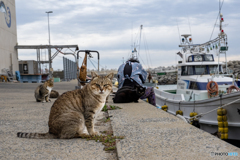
{"left": 0, "top": 0, "right": 18, "bottom": 77}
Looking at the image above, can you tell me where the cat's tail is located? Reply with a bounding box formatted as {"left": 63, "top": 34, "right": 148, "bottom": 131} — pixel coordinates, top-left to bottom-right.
{"left": 50, "top": 90, "right": 59, "bottom": 98}
{"left": 17, "top": 132, "right": 57, "bottom": 139}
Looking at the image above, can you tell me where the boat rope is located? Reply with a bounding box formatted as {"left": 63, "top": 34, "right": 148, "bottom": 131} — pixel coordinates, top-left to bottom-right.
{"left": 193, "top": 97, "right": 240, "bottom": 119}
{"left": 138, "top": 54, "right": 147, "bottom": 68}
{"left": 143, "top": 34, "right": 150, "bottom": 69}
{"left": 220, "top": 94, "right": 222, "bottom": 106}
{"left": 90, "top": 58, "right": 104, "bottom": 68}
{"left": 193, "top": 100, "right": 195, "bottom": 112}
{"left": 143, "top": 33, "right": 153, "bottom": 68}
{"left": 176, "top": 18, "right": 181, "bottom": 44}
{"left": 176, "top": 114, "right": 189, "bottom": 123}
{"left": 88, "top": 58, "right": 97, "bottom": 70}
{"left": 145, "top": 34, "right": 153, "bottom": 67}
{"left": 207, "top": 81, "right": 219, "bottom": 98}
{"left": 227, "top": 85, "right": 240, "bottom": 94}
{"left": 164, "top": 98, "right": 167, "bottom": 105}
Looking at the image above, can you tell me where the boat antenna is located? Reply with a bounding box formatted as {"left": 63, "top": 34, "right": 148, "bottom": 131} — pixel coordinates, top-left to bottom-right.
{"left": 176, "top": 18, "right": 181, "bottom": 44}
{"left": 131, "top": 20, "right": 133, "bottom": 51}
{"left": 138, "top": 25, "right": 143, "bottom": 56}
{"left": 209, "top": 0, "right": 224, "bottom": 40}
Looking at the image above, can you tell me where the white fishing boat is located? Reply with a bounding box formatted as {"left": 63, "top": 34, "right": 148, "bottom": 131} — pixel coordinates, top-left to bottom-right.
{"left": 154, "top": 13, "right": 240, "bottom": 140}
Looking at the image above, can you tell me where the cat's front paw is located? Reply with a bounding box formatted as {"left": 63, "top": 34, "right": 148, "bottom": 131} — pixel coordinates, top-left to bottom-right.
{"left": 79, "top": 133, "right": 90, "bottom": 138}
{"left": 89, "top": 131, "right": 99, "bottom": 136}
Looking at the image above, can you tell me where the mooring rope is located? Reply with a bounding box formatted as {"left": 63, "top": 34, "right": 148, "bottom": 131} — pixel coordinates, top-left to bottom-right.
{"left": 193, "top": 97, "right": 240, "bottom": 119}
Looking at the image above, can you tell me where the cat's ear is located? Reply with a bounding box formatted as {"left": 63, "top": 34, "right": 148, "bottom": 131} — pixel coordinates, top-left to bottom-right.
{"left": 106, "top": 72, "right": 114, "bottom": 80}
{"left": 91, "top": 71, "right": 99, "bottom": 79}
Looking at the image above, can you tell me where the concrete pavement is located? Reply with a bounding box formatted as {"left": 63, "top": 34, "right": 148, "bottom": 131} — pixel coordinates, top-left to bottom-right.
{"left": 0, "top": 80, "right": 116, "bottom": 160}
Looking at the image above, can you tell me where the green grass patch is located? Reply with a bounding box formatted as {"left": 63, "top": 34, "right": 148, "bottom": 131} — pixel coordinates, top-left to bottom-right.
{"left": 81, "top": 132, "right": 124, "bottom": 151}
{"left": 102, "top": 104, "right": 122, "bottom": 112}
{"left": 104, "top": 117, "right": 111, "bottom": 123}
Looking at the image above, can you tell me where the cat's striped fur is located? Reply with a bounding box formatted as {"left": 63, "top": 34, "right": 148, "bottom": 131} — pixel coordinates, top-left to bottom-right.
{"left": 17, "top": 72, "right": 113, "bottom": 139}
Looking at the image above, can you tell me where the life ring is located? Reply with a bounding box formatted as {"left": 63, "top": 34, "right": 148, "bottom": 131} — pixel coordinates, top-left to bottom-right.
{"left": 206, "top": 81, "right": 219, "bottom": 98}
{"left": 227, "top": 85, "right": 240, "bottom": 94}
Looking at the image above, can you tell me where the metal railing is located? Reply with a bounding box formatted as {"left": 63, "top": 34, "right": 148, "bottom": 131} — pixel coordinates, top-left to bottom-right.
{"left": 63, "top": 57, "right": 77, "bottom": 81}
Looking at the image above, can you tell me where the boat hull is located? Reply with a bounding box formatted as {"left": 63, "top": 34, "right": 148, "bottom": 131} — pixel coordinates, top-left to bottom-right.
{"left": 154, "top": 88, "right": 240, "bottom": 140}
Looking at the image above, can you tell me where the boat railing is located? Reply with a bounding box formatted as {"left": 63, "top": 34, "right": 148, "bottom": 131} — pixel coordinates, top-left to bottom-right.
{"left": 154, "top": 88, "right": 185, "bottom": 101}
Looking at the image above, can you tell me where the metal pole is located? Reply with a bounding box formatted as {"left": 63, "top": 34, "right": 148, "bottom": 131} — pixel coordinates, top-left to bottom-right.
{"left": 98, "top": 59, "right": 99, "bottom": 73}
{"left": 47, "top": 14, "right": 50, "bottom": 45}
{"left": 225, "top": 52, "right": 227, "bottom": 74}
{"left": 46, "top": 11, "right": 53, "bottom": 45}
{"left": 46, "top": 11, "right": 53, "bottom": 77}
{"left": 63, "top": 57, "right": 65, "bottom": 81}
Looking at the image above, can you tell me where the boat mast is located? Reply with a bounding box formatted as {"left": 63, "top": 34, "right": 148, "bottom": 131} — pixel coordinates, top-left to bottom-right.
{"left": 217, "top": 13, "right": 228, "bottom": 75}
{"left": 138, "top": 25, "right": 143, "bottom": 56}
{"left": 131, "top": 25, "right": 143, "bottom": 60}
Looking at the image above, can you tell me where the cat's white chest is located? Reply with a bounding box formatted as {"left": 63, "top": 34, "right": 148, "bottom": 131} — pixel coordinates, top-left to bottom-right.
{"left": 47, "top": 86, "right": 52, "bottom": 94}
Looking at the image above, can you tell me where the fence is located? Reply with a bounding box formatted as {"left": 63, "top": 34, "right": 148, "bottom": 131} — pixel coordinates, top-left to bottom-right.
{"left": 63, "top": 57, "right": 77, "bottom": 81}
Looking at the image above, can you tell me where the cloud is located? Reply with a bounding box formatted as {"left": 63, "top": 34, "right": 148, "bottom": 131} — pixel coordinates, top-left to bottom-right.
{"left": 16, "top": 0, "right": 240, "bottom": 71}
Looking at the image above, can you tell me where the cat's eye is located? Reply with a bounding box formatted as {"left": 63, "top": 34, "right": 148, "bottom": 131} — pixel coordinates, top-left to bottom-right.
{"left": 95, "top": 84, "right": 100, "bottom": 87}
{"left": 104, "top": 84, "right": 109, "bottom": 87}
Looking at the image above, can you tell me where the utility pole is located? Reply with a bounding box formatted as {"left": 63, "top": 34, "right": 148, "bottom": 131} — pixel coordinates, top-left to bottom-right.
{"left": 46, "top": 11, "right": 53, "bottom": 77}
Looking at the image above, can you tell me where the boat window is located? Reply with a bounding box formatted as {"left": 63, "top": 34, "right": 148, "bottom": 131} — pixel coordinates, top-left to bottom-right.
{"left": 188, "top": 66, "right": 194, "bottom": 75}
{"left": 0, "top": 1, "right": 6, "bottom": 13}
{"left": 195, "top": 66, "right": 207, "bottom": 75}
{"left": 181, "top": 66, "right": 188, "bottom": 75}
{"left": 209, "top": 65, "right": 221, "bottom": 74}
{"left": 204, "top": 54, "right": 214, "bottom": 61}
{"left": 193, "top": 55, "right": 203, "bottom": 62}
{"left": 189, "top": 82, "right": 199, "bottom": 90}
{"left": 188, "top": 56, "right": 193, "bottom": 62}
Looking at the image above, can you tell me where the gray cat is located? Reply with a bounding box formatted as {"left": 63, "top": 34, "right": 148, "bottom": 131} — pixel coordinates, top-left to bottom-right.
{"left": 17, "top": 72, "right": 113, "bottom": 139}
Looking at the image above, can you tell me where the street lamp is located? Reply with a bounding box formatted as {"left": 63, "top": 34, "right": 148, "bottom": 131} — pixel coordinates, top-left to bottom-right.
{"left": 46, "top": 11, "right": 53, "bottom": 45}
{"left": 46, "top": 11, "right": 53, "bottom": 77}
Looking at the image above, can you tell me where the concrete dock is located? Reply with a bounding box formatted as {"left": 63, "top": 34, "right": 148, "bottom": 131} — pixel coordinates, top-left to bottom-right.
{"left": 107, "top": 91, "right": 240, "bottom": 159}
{"left": 0, "top": 81, "right": 116, "bottom": 160}
{"left": 0, "top": 81, "right": 240, "bottom": 159}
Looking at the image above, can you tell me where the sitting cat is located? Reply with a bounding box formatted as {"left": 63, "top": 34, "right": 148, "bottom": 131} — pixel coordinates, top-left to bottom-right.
{"left": 34, "top": 78, "right": 54, "bottom": 102}
{"left": 17, "top": 72, "right": 113, "bottom": 139}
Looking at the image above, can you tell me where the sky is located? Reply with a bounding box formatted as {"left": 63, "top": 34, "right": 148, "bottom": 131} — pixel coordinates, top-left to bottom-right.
{"left": 15, "top": 0, "right": 240, "bottom": 71}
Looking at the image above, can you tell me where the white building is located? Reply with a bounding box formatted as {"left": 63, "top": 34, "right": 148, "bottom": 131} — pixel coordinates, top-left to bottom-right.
{"left": 0, "top": 0, "right": 18, "bottom": 78}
